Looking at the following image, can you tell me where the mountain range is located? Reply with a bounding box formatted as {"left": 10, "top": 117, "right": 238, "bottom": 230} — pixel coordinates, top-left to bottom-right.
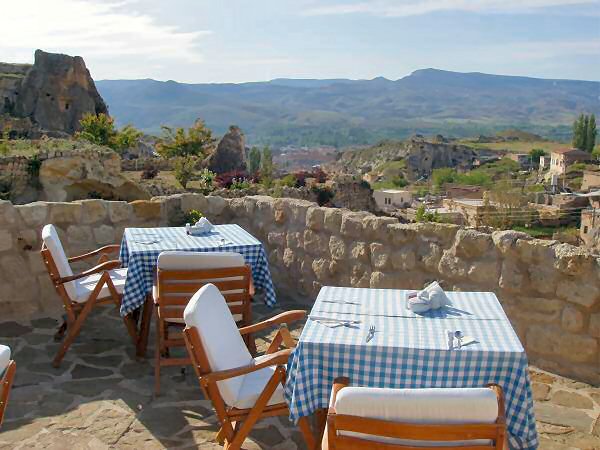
{"left": 96, "top": 69, "right": 600, "bottom": 147}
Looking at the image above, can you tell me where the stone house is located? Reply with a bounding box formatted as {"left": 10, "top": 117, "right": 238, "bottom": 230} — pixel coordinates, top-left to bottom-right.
{"left": 442, "top": 198, "right": 489, "bottom": 227}
{"left": 507, "top": 153, "right": 532, "bottom": 169}
{"left": 539, "top": 155, "right": 551, "bottom": 170}
{"left": 373, "top": 189, "right": 412, "bottom": 210}
{"left": 581, "top": 170, "right": 600, "bottom": 191}
{"left": 549, "top": 148, "right": 590, "bottom": 175}
{"left": 579, "top": 191, "right": 600, "bottom": 250}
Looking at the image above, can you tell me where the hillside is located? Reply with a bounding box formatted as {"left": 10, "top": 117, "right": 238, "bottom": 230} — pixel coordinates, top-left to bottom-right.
{"left": 96, "top": 69, "right": 600, "bottom": 146}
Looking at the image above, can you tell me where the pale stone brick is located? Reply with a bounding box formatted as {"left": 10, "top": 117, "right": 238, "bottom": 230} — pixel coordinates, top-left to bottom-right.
{"left": 49, "top": 202, "right": 82, "bottom": 224}
{"left": 561, "top": 305, "right": 585, "bottom": 333}
{"left": 16, "top": 202, "right": 48, "bottom": 227}
{"left": 391, "top": 247, "right": 416, "bottom": 270}
{"left": 329, "top": 236, "right": 347, "bottom": 260}
{"left": 306, "top": 207, "right": 325, "bottom": 231}
{"left": 370, "top": 243, "right": 390, "bottom": 269}
{"left": 78, "top": 199, "right": 107, "bottom": 224}
{"left": 0, "top": 229, "right": 13, "bottom": 252}
{"left": 107, "top": 201, "right": 132, "bottom": 223}
{"left": 93, "top": 225, "right": 115, "bottom": 246}
{"left": 350, "top": 242, "right": 369, "bottom": 262}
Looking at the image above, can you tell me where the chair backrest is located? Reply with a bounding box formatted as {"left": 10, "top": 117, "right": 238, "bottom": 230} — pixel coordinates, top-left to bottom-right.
{"left": 183, "top": 283, "right": 253, "bottom": 407}
{"left": 41, "top": 224, "right": 76, "bottom": 300}
{"left": 329, "top": 383, "right": 504, "bottom": 449}
{"left": 156, "top": 251, "right": 251, "bottom": 322}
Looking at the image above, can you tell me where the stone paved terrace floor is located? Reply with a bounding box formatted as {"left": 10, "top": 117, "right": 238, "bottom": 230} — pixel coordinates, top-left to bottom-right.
{"left": 1, "top": 297, "right": 599, "bottom": 450}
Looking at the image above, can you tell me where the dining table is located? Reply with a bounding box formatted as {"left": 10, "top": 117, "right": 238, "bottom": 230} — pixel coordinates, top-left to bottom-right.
{"left": 284, "top": 286, "right": 538, "bottom": 450}
{"left": 118, "top": 224, "right": 277, "bottom": 354}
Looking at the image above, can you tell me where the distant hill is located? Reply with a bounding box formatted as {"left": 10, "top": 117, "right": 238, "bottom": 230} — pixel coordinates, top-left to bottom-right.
{"left": 96, "top": 69, "right": 600, "bottom": 147}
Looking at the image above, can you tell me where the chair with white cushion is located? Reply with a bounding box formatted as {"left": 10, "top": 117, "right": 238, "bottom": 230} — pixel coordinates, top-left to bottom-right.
{"left": 41, "top": 224, "right": 138, "bottom": 367}
{"left": 182, "top": 283, "right": 315, "bottom": 450}
{"left": 0, "top": 345, "right": 16, "bottom": 426}
{"left": 323, "top": 377, "right": 506, "bottom": 449}
{"left": 153, "top": 251, "right": 254, "bottom": 394}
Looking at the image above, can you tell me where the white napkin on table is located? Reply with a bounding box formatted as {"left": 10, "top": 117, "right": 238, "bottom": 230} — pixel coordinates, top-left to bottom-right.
{"left": 407, "top": 281, "right": 450, "bottom": 313}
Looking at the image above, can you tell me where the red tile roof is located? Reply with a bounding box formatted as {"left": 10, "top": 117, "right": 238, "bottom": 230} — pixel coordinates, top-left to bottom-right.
{"left": 551, "top": 148, "right": 590, "bottom": 157}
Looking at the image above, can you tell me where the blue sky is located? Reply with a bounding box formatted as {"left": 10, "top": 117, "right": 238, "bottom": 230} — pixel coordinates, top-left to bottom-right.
{"left": 2, "top": 0, "right": 600, "bottom": 82}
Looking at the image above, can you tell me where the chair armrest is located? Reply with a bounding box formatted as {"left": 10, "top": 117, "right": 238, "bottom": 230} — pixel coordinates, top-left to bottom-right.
{"left": 57, "top": 260, "right": 121, "bottom": 284}
{"left": 328, "top": 377, "right": 350, "bottom": 415}
{"left": 203, "top": 348, "right": 292, "bottom": 383}
{"left": 238, "top": 310, "right": 306, "bottom": 335}
{"left": 68, "top": 244, "right": 120, "bottom": 262}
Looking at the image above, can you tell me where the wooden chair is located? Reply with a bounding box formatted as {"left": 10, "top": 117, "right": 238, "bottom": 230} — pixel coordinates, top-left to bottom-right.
{"left": 323, "top": 377, "right": 506, "bottom": 450}
{"left": 40, "top": 224, "right": 138, "bottom": 367}
{"left": 0, "top": 345, "right": 15, "bottom": 427}
{"left": 153, "top": 251, "right": 254, "bottom": 394}
{"left": 182, "top": 283, "right": 315, "bottom": 450}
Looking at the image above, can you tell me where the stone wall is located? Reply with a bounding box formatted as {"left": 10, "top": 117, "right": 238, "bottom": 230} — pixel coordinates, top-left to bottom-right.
{"left": 0, "top": 194, "right": 598, "bottom": 384}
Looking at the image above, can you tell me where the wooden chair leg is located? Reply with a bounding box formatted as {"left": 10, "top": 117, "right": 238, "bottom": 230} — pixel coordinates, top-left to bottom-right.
{"left": 136, "top": 296, "right": 153, "bottom": 357}
{"left": 215, "top": 426, "right": 226, "bottom": 445}
{"left": 0, "top": 360, "right": 16, "bottom": 426}
{"left": 154, "top": 317, "right": 162, "bottom": 395}
{"left": 122, "top": 314, "right": 139, "bottom": 347}
{"left": 229, "top": 368, "right": 284, "bottom": 450}
{"left": 52, "top": 298, "right": 96, "bottom": 367}
{"left": 313, "top": 407, "right": 328, "bottom": 450}
{"left": 53, "top": 319, "right": 68, "bottom": 342}
{"left": 298, "top": 416, "right": 316, "bottom": 450}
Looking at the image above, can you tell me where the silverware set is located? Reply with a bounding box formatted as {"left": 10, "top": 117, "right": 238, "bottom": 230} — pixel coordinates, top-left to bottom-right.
{"left": 366, "top": 325, "right": 375, "bottom": 342}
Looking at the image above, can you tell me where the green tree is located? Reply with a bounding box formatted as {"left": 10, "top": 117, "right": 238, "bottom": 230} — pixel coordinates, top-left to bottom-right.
{"left": 431, "top": 167, "right": 456, "bottom": 188}
{"left": 529, "top": 148, "right": 546, "bottom": 166}
{"left": 261, "top": 146, "right": 274, "bottom": 184}
{"left": 173, "top": 156, "right": 196, "bottom": 189}
{"left": 77, "top": 113, "right": 142, "bottom": 153}
{"left": 248, "top": 146, "right": 261, "bottom": 175}
{"left": 156, "top": 120, "right": 215, "bottom": 158}
{"left": 78, "top": 113, "right": 116, "bottom": 147}
{"left": 586, "top": 114, "right": 597, "bottom": 153}
{"left": 573, "top": 114, "right": 588, "bottom": 150}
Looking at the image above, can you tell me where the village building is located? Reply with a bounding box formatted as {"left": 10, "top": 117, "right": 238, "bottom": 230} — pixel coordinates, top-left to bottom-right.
{"left": 549, "top": 148, "right": 590, "bottom": 175}
{"left": 373, "top": 189, "right": 413, "bottom": 210}
{"left": 581, "top": 170, "right": 600, "bottom": 191}
{"left": 507, "top": 153, "right": 532, "bottom": 169}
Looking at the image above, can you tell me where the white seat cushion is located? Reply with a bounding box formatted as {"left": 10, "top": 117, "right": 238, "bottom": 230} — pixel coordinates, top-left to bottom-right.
{"left": 232, "top": 364, "right": 285, "bottom": 409}
{"left": 0, "top": 345, "right": 11, "bottom": 374}
{"left": 42, "top": 224, "right": 77, "bottom": 300}
{"left": 73, "top": 268, "right": 128, "bottom": 303}
{"left": 184, "top": 284, "right": 254, "bottom": 406}
{"left": 333, "top": 386, "right": 498, "bottom": 447}
{"left": 158, "top": 251, "right": 245, "bottom": 270}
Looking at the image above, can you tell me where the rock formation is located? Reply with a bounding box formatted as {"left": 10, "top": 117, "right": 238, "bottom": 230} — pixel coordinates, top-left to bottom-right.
{"left": 207, "top": 126, "right": 247, "bottom": 173}
{"left": 0, "top": 50, "right": 108, "bottom": 137}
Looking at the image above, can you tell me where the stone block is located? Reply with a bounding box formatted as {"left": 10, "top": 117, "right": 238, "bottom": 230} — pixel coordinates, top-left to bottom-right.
{"left": 0, "top": 200, "right": 18, "bottom": 228}
{"left": 453, "top": 229, "right": 493, "bottom": 259}
{"left": 561, "top": 305, "right": 585, "bottom": 333}
{"left": 16, "top": 229, "right": 38, "bottom": 250}
{"left": 67, "top": 225, "right": 93, "bottom": 247}
{"left": 590, "top": 314, "right": 600, "bottom": 338}
{"left": 370, "top": 243, "right": 390, "bottom": 269}
{"left": 286, "top": 232, "right": 302, "bottom": 249}
{"left": 492, "top": 229, "right": 530, "bottom": 254}
{"left": 531, "top": 382, "right": 550, "bottom": 401}
{"left": 391, "top": 247, "right": 416, "bottom": 271}
{"left": 350, "top": 264, "right": 371, "bottom": 288}
{"left": 551, "top": 390, "right": 594, "bottom": 410}
{"left": 419, "top": 242, "right": 442, "bottom": 271}
{"left": 466, "top": 260, "right": 499, "bottom": 285}
{"left": 93, "top": 225, "right": 115, "bottom": 246}
{"left": 370, "top": 271, "right": 395, "bottom": 289}
{"left": 16, "top": 202, "right": 48, "bottom": 227}
{"left": 556, "top": 278, "right": 600, "bottom": 309}
{"left": 131, "top": 200, "right": 162, "bottom": 221}
{"left": 180, "top": 194, "right": 208, "bottom": 213}
{"left": 27, "top": 252, "right": 46, "bottom": 274}
{"left": 526, "top": 324, "right": 560, "bottom": 356}
{"left": 267, "top": 231, "right": 285, "bottom": 247}
{"left": 49, "top": 202, "right": 82, "bottom": 224}
{"left": 340, "top": 213, "right": 363, "bottom": 238}
{"left": 311, "top": 258, "right": 330, "bottom": 281}
{"left": 304, "top": 230, "right": 326, "bottom": 256}
{"left": 323, "top": 208, "right": 343, "bottom": 233}
{"left": 515, "top": 239, "right": 556, "bottom": 263}
{"left": 282, "top": 248, "right": 295, "bottom": 268}
{"left": 388, "top": 223, "right": 418, "bottom": 245}
{"left": 350, "top": 242, "right": 369, "bottom": 262}
{"left": 498, "top": 259, "right": 525, "bottom": 293}
{"left": 363, "top": 216, "right": 397, "bottom": 240}
{"left": 306, "top": 207, "right": 325, "bottom": 231}
{"left": 438, "top": 251, "right": 468, "bottom": 279}
{"left": 528, "top": 265, "right": 558, "bottom": 295}
{"left": 0, "top": 229, "right": 13, "bottom": 252}
{"left": 553, "top": 244, "right": 595, "bottom": 276}
{"left": 329, "top": 236, "right": 347, "bottom": 260}
{"left": 78, "top": 199, "right": 107, "bottom": 224}
{"left": 557, "top": 333, "right": 598, "bottom": 363}
{"left": 107, "top": 201, "right": 132, "bottom": 223}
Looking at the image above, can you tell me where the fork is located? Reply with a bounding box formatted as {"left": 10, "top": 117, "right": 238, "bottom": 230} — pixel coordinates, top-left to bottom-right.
{"left": 366, "top": 325, "right": 375, "bottom": 342}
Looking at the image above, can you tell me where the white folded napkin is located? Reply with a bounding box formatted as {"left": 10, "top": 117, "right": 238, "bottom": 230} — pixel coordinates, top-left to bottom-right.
{"left": 187, "top": 217, "right": 215, "bottom": 234}
{"left": 407, "top": 281, "right": 450, "bottom": 313}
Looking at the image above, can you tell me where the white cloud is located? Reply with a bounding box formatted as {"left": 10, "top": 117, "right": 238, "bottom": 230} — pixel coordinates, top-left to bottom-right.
{"left": 0, "top": 0, "right": 209, "bottom": 79}
{"left": 305, "top": 0, "right": 600, "bottom": 17}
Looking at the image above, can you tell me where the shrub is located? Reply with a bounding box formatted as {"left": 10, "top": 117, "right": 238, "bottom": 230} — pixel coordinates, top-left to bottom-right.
{"left": 156, "top": 120, "right": 215, "bottom": 158}
{"left": 279, "top": 174, "right": 297, "bottom": 188}
{"left": 215, "top": 170, "right": 250, "bottom": 189}
{"left": 197, "top": 168, "right": 216, "bottom": 194}
{"left": 77, "top": 113, "right": 142, "bottom": 153}
{"left": 26, "top": 155, "right": 42, "bottom": 188}
{"left": 185, "top": 209, "right": 204, "bottom": 224}
{"left": 312, "top": 185, "right": 335, "bottom": 206}
{"left": 141, "top": 167, "right": 159, "bottom": 180}
{"left": 173, "top": 156, "right": 196, "bottom": 189}
{"left": 230, "top": 178, "right": 251, "bottom": 190}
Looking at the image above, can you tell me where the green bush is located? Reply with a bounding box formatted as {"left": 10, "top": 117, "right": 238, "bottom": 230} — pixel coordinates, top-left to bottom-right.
{"left": 77, "top": 113, "right": 142, "bottom": 154}
{"left": 157, "top": 121, "right": 215, "bottom": 158}
{"left": 173, "top": 156, "right": 196, "bottom": 189}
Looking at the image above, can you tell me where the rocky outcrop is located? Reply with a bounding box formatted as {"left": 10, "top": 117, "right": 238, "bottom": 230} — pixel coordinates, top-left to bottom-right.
{"left": 207, "top": 126, "right": 247, "bottom": 173}
{"left": 333, "top": 137, "right": 477, "bottom": 181}
{"left": 0, "top": 50, "right": 108, "bottom": 137}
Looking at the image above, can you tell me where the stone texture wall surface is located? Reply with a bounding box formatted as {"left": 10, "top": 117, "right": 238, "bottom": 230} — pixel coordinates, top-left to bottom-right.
{"left": 0, "top": 194, "right": 598, "bottom": 384}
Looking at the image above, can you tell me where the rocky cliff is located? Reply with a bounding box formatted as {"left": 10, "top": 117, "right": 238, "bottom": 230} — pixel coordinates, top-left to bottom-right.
{"left": 0, "top": 50, "right": 108, "bottom": 137}
{"left": 333, "top": 137, "right": 477, "bottom": 181}
{"left": 207, "top": 125, "right": 247, "bottom": 173}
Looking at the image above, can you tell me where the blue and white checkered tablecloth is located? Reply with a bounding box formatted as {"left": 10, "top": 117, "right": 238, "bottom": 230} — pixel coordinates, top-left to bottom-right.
{"left": 284, "top": 286, "right": 538, "bottom": 450}
{"left": 118, "top": 225, "right": 276, "bottom": 316}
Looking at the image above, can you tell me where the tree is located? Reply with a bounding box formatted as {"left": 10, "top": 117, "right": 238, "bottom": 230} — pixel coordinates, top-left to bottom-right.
{"left": 173, "top": 156, "right": 196, "bottom": 189}
{"left": 529, "top": 148, "right": 546, "bottom": 166}
{"left": 156, "top": 120, "right": 215, "bottom": 158}
{"left": 586, "top": 114, "right": 597, "bottom": 153}
{"left": 77, "top": 113, "right": 142, "bottom": 153}
{"left": 261, "top": 146, "right": 274, "bottom": 184}
{"left": 572, "top": 114, "right": 586, "bottom": 150}
{"left": 248, "top": 146, "right": 261, "bottom": 175}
